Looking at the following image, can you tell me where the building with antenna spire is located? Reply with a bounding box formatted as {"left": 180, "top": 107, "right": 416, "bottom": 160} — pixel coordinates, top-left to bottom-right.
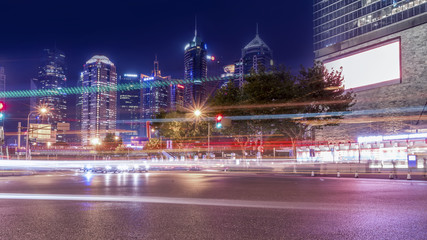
{"left": 142, "top": 56, "right": 170, "bottom": 119}
{"left": 225, "top": 24, "right": 274, "bottom": 88}
{"left": 241, "top": 23, "right": 273, "bottom": 76}
{"left": 184, "top": 17, "right": 208, "bottom": 107}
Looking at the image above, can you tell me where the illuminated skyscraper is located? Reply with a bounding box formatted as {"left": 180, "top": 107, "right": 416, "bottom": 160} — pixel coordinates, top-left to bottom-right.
{"left": 32, "top": 48, "right": 68, "bottom": 142}
{"left": 231, "top": 25, "right": 273, "bottom": 88}
{"left": 169, "top": 83, "right": 185, "bottom": 111}
{"left": 0, "top": 66, "right": 5, "bottom": 99}
{"left": 184, "top": 22, "right": 207, "bottom": 107}
{"left": 313, "top": 0, "right": 427, "bottom": 52}
{"left": 81, "top": 55, "right": 117, "bottom": 145}
{"left": 142, "top": 57, "right": 170, "bottom": 119}
{"left": 117, "top": 73, "right": 141, "bottom": 143}
{"left": 242, "top": 25, "right": 273, "bottom": 75}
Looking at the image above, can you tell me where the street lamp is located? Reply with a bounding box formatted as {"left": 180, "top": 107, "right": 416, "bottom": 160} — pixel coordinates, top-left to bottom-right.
{"left": 194, "top": 109, "right": 202, "bottom": 117}
{"left": 91, "top": 137, "right": 101, "bottom": 160}
{"left": 91, "top": 138, "right": 101, "bottom": 146}
{"left": 193, "top": 109, "right": 211, "bottom": 158}
{"left": 26, "top": 107, "right": 49, "bottom": 160}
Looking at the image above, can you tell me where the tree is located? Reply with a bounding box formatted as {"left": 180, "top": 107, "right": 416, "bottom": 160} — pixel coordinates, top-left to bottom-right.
{"left": 97, "top": 133, "right": 122, "bottom": 151}
{"left": 144, "top": 138, "right": 161, "bottom": 150}
{"left": 152, "top": 111, "right": 209, "bottom": 149}
{"left": 211, "top": 63, "right": 355, "bottom": 156}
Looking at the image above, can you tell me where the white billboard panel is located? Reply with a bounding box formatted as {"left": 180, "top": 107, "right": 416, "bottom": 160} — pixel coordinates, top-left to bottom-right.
{"left": 324, "top": 39, "right": 401, "bottom": 91}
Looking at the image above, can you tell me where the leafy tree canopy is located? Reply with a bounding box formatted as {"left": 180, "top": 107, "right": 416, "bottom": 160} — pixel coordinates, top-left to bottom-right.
{"left": 212, "top": 63, "right": 354, "bottom": 150}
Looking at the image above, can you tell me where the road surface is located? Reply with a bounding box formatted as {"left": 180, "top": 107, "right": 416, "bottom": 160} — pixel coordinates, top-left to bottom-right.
{"left": 0, "top": 172, "right": 426, "bottom": 239}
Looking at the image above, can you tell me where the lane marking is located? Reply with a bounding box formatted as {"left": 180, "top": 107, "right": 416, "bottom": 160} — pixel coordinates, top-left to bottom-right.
{"left": 0, "top": 193, "right": 366, "bottom": 211}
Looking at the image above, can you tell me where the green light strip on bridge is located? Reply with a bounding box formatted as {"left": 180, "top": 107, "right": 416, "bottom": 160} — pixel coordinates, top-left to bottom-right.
{"left": 0, "top": 75, "right": 232, "bottom": 99}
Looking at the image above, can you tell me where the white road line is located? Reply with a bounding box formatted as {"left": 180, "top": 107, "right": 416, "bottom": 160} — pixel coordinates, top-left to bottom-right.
{"left": 0, "top": 193, "right": 360, "bottom": 211}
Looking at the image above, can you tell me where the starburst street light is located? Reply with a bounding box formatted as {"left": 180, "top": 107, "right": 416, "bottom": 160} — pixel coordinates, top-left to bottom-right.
{"left": 39, "top": 107, "right": 48, "bottom": 114}
{"left": 91, "top": 138, "right": 101, "bottom": 146}
{"left": 194, "top": 109, "right": 202, "bottom": 117}
{"left": 26, "top": 106, "right": 51, "bottom": 160}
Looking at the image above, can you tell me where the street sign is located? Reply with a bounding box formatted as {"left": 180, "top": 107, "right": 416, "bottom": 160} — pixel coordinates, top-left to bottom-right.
{"left": 407, "top": 155, "right": 417, "bottom": 168}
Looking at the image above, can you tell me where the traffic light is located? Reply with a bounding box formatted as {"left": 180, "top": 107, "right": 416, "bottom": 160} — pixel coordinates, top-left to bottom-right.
{"left": 215, "top": 114, "right": 223, "bottom": 129}
{"left": 0, "top": 101, "right": 5, "bottom": 119}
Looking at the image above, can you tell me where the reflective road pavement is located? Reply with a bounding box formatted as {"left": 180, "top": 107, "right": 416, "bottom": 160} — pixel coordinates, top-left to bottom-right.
{"left": 0, "top": 172, "right": 426, "bottom": 239}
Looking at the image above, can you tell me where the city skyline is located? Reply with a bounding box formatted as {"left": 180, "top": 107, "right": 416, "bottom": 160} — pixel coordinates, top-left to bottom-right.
{"left": 0, "top": 1, "right": 313, "bottom": 92}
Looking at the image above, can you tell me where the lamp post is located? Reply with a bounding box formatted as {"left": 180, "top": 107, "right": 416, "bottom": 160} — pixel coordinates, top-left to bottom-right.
{"left": 26, "top": 107, "right": 49, "bottom": 160}
{"left": 91, "top": 137, "right": 101, "bottom": 160}
{"left": 193, "top": 109, "right": 211, "bottom": 158}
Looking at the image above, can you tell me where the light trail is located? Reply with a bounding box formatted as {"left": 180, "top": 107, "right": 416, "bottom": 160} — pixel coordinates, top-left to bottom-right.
{"left": 0, "top": 193, "right": 355, "bottom": 211}
{"left": 114, "top": 105, "right": 426, "bottom": 123}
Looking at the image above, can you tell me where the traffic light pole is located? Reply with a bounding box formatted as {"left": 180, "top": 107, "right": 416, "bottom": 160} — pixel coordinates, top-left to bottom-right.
{"left": 26, "top": 111, "right": 34, "bottom": 160}
{"left": 208, "top": 122, "right": 210, "bottom": 158}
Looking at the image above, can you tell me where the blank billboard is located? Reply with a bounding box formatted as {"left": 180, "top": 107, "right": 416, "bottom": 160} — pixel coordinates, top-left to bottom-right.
{"left": 324, "top": 39, "right": 401, "bottom": 91}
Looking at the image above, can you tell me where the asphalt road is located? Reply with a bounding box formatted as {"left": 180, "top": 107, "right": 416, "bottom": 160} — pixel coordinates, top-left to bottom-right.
{"left": 0, "top": 172, "right": 426, "bottom": 240}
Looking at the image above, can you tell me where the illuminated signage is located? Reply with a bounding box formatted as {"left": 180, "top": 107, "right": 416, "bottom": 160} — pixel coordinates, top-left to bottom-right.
{"left": 124, "top": 74, "right": 138, "bottom": 78}
{"left": 177, "top": 84, "right": 185, "bottom": 89}
{"left": 324, "top": 39, "right": 401, "bottom": 91}
{"left": 358, "top": 132, "right": 427, "bottom": 143}
{"left": 143, "top": 77, "right": 154, "bottom": 81}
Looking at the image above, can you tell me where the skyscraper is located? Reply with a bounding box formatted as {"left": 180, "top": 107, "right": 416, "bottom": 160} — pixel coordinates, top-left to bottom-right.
{"left": 313, "top": 0, "right": 427, "bottom": 140}
{"left": 117, "top": 73, "right": 141, "bottom": 143}
{"left": 0, "top": 66, "right": 5, "bottom": 99}
{"left": 141, "top": 57, "right": 171, "bottom": 138}
{"left": 184, "top": 22, "right": 208, "bottom": 107}
{"left": 32, "top": 48, "right": 68, "bottom": 142}
{"left": 142, "top": 57, "right": 170, "bottom": 119}
{"left": 242, "top": 25, "right": 273, "bottom": 75}
{"left": 81, "top": 55, "right": 117, "bottom": 145}
{"left": 169, "top": 83, "right": 185, "bottom": 111}
{"left": 313, "top": 0, "right": 427, "bottom": 53}
{"left": 232, "top": 25, "right": 273, "bottom": 88}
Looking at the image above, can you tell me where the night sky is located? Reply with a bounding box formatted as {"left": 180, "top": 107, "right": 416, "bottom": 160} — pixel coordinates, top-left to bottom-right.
{"left": 0, "top": 0, "right": 313, "bottom": 136}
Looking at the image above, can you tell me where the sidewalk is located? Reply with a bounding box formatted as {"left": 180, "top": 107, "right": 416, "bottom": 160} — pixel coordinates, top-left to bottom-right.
{"left": 281, "top": 163, "right": 427, "bottom": 180}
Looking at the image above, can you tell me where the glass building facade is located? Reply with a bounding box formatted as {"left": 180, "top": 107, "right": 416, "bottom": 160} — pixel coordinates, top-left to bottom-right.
{"left": 117, "top": 74, "right": 141, "bottom": 143}
{"left": 184, "top": 28, "right": 207, "bottom": 107}
{"left": 0, "top": 66, "right": 5, "bottom": 100}
{"left": 32, "top": 49, "right": 68, "bottom": 142}
{"left": 241, "top": 30, "right": 273, "bottom": 75}
{"left": 81, "top": 55, "right": 117, "bottom": 145}
{"left": 314, "top": 0, "right": 427, "bottom": 51}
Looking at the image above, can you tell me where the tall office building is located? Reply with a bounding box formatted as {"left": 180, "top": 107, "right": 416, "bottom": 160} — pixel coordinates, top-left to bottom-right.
{"left": 76, "top": 72, "right": 84, "bottom": 127}
{"left": 184, "top": 24, "right": 208, "bottom": 107}
{"left": 242, "top": 25, "right": 273, "bottom": 74}
{"left": 81, "top": 55, "right": 117, "bottom": 145}
{"left": 230, "top": 25, "right": 273, "bottom": 88}
{"left": 142, "top": 57, "right": 170, "bottom": 119}
{"left": 0, "top": 66, "right": 5, "bottom": 99}
{"left": 313, "top": 0, "right": 427, "bottom": 141}
{"left": 32, "top": 49, "right": 68, "bottom": 142}
{"left": 117, "top": 73, "right": 141, "bottom": 143}
{"left": 169, "top": 83, "right": 185, "bottom": 111}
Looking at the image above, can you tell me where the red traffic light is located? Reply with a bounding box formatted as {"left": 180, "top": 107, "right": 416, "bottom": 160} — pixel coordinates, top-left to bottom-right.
{"left": 0, "top": 102, "right": 5, "bottom": 111}
{"left": 216, "top": 114, "right": 223, "bottom": 122}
